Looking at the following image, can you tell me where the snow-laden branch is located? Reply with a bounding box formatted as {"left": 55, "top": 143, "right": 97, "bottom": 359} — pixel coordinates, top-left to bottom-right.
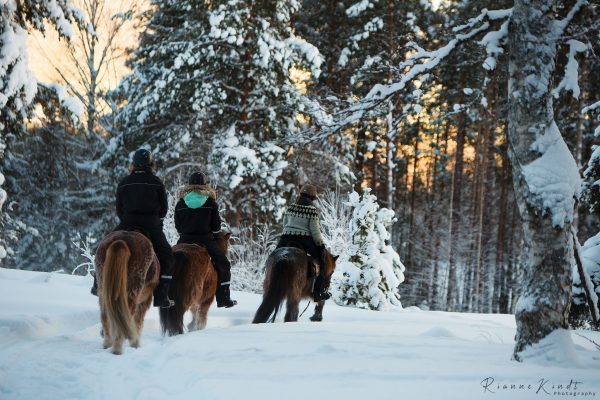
{"left": 334, "top": 8, "right": 513, "bottom": 128}
{"left": 553, "top": 0, "right": 588, "bottom": 37}
{"left": 583, "top": 100, "right": 600, "bottom": 137}
{"left": 452, "top": 8, "right": 513, "bottom": 32}
{"left": 583, "top": 101, "right": 600, "bottom": 114}
{"left": 346, "top": 0, "right": 377, "bottom": 17}
{"left": 552, "top": 39, "right": 588, "bottom": 99}
{"left": 480, "top": 20, "right": 509, "bottom": 71}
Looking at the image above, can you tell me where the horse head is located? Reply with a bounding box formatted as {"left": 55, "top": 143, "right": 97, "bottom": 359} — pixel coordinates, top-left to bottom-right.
{"left": 215, "top": 231, "right": 232, "bottom": 255}
{"left": 323, "top": 248, "right": 339, "bottom": 287}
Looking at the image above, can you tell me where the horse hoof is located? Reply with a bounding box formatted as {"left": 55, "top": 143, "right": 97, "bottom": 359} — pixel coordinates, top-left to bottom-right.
{"left": 309, "top": 315, "right": 322, "bottom": 322}
{"left": 112, "top": 348, "right": 123, "bottom": 355}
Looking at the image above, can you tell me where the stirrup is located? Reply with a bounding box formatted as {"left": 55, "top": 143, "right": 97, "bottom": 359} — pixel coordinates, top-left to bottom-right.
{"left": 154, "top": 296, "right": 175, "bottom": 308}
{"left": 217, "top": 298, "right": 238, "bottom": 308}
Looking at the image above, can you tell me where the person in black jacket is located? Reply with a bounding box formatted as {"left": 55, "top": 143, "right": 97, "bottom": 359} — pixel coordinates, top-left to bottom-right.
{"left": 174, "top": 171, "right": 237, "bottom": 308}
{"left": 91, "top": 149, "right": 175, "bottom": 309}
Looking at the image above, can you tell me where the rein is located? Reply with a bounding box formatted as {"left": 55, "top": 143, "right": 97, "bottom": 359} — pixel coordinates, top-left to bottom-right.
{"left": 299, "top": 300, "right": 312, "bottom": 318}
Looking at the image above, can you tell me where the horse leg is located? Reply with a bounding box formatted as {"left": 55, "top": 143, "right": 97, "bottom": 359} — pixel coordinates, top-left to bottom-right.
{"left": 187, "top": 305, "right": 200, "bottom": 332}
{"left": 112, "top": 332, "right": 125, "bottom": 355}
{"left": 131, "top": 295, "right": 152, "bottom": 348}
{"left": 309, "top": 300, "right": 325, "bottom": 322}
{"left": 100, "top": 304, "right": 112, "bottom": 349}
{"left": 196, "top": 295, "right": 213, "bottom": 330}
{"left": 284, "top": 293, "right": 300, "bottom": 323}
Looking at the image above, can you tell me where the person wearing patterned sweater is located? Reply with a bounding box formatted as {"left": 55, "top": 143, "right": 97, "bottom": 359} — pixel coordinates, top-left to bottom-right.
{"left": 277, "top": 184, "right": 330, "bottom": 301}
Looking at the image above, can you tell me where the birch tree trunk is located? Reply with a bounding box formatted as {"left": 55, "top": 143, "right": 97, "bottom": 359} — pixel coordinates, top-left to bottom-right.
{"left": 508, "top": 0, "right": 580, "bottom": 361}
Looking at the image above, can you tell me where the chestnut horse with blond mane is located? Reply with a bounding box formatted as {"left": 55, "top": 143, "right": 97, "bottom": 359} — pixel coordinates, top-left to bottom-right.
{"left": 159, "top": 232, "right": 231, "bottom": 336}
{"left": 95, "top": 231, "right": 159, "bottom": 355}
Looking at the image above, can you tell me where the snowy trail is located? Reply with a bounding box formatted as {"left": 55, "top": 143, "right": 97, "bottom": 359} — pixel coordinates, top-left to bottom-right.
{"left": 0, "top": 268, "right": 599, "bottom": 400}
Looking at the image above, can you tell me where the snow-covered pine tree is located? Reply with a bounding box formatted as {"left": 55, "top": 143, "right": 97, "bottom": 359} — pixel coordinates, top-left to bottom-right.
{"left": 0, "top": 0, "right": 82, "bottom": 263}
{"left": 117, "top": 0, "right": 321, "bottom": 223}
{"left": 115, "top": 0, "right": 215, "bottom": 166}
{"left": 331, "top": 189, "right": 405, "bottom": 310}
{"left": 205, "top": 0, "right": 322, "bottom": 223}
{"left": 209, "top": 125, "right": 288, "bottom": 221}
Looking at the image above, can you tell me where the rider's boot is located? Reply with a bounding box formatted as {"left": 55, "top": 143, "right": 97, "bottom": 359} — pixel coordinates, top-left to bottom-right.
{"left": 216, "top": 283, "right": 237, "bottom": 308}
{"left": 153, "top": 279, "right": 175, "bottom": 308}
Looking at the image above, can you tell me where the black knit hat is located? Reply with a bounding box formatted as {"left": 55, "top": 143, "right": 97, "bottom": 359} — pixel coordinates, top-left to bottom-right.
{"left": 188, "top": 171, "right": 207, "bottom": 185}
{"left": 132, "top": 149, "right": 152, "bottom": 167}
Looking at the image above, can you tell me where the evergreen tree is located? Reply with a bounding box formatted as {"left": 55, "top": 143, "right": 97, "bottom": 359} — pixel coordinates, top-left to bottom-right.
{"left": 332, "top": 189, "right": 405, "bottom": 310}
{"left": 117, "top": 0, "right": 322, "bottom": 223}
{"left": 1, "top": 0, "right": 82, "bottom": 263}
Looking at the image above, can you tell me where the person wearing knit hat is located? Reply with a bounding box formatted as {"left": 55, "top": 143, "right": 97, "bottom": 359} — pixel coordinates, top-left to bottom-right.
{"left": 90, "top": 148, "right": 175, "bottom": 309}
{"left": 276, "top": 183, "right": 330, "bottom": 302}
{"left": 173, "top": 171, "right": 237, "bottom": 308}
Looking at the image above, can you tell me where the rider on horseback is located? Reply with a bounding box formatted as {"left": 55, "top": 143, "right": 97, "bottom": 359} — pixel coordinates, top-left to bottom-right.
{"left": 174, "top": 171, "right": 237, "bottom": 308}
{"left": 91, "top": 149, "right": 175, "bottom": 309}
{"left": 276, "top": 184, "right": 331, "bottom": 302}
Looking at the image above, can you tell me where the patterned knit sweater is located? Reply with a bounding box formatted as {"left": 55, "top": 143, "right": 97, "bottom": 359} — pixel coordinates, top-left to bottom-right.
{"left": 281, "top": 203, "right": 324, "bottom": 246}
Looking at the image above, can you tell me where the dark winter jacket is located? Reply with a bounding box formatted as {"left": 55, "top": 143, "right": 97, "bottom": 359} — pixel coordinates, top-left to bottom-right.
{"left": 116, "top": 170, "right": 168, "bottom": 228}
{"left": 174, "top": 184, "right": 221, "bottom": 240}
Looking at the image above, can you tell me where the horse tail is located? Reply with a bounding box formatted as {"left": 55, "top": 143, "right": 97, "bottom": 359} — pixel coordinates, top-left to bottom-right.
{"left": 159, "top": 251, "right": 186, "bottom": 336}
{"left": 101, "top": 240, "right": 137, "bottom": 341}
{"left": 252, "top": 258, "right": 291, "bottom": 324}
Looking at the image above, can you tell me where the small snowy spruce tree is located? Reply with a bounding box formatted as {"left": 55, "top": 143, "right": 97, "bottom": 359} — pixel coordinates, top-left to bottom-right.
{"left": 331, "top": 189, "right": 405, "bottom": 310}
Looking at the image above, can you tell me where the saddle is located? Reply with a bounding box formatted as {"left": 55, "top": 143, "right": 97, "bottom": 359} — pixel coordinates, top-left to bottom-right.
{"left": 280, "top": 241, "right": 319, "bottom": 279}
{"left": 118, "top": 226, "right": 151, "bottom": 240}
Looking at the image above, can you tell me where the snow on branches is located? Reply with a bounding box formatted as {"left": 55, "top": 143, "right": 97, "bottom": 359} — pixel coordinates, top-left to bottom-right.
{"left": 1, "top": 0, "right": 83, "bottom": 130}
{"left": 329, "top": 189, "right": 405, "bottom": 311}
{"left": 522, "top": 122, "right": 581, "bottom": 228}
{"left": 553, "top": 40, "right": 588, "bottom": 100}
{"left": 209, "top": 125, "right": 288, "bottom": 220}
{"left": 334, "top": 7, "right": 512, "bottom": 128}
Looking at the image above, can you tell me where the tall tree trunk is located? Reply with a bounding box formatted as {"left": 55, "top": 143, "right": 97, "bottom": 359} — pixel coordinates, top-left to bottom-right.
{"left": 385, "top": 104, "right": 395, "bottom": 209}
{"left": 473, "top": 104, "right": 489, "bottom": 312}
{"left": 240, "top": 0, "right": 254, "bottom": 131}
{"left": 430, "top": 122, "right": 451, "bottom": 310}
{"left": 447, "top": 103, "right": 466, "bottom": 311}
{"left": 406, "top": 121, "right": 420, "bottom": 272}
{"left": 495, "top": 129, "right": 510, "bottom": 313}
{"left": 509, "top": 0, "right": 578, "bottom": 360}
{"left": 383, "top": 0, "right": 395, "bottom": 209}
{"left": 573, "top": 58, "right": 586, "bottom": 231}
{"left": 354, "top": 127, "right": 367, "bottom": 193}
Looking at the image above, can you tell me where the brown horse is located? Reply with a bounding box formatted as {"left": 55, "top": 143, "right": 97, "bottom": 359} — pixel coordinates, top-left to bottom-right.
{"left": 95, "top": 231, "right": 159, "bottom": 355}
{"left": 252, "top": 247, "right": 337, "bottom": 323}
{"left": 159, "top": 232, "right": 231, "bottom": 336}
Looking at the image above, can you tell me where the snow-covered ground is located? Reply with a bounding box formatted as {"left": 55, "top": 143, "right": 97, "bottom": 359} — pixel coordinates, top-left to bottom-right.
{"left": 0, "top": 267, "right": 599, "bottom": 400}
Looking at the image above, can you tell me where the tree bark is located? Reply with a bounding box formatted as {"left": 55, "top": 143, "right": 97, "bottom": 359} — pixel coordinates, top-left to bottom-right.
{"left": 509, "top": 0, "right": 576, "bottom": 360}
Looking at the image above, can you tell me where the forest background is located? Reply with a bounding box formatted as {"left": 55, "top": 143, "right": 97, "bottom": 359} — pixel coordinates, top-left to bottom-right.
{"left": 1, "top": 0, "right": 599, "bottom": 328}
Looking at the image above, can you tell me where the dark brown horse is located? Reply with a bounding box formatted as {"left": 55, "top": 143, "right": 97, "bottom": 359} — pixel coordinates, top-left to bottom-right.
{"left": 95, "top": 231, "right": 159, "bottom": 355}
{"left": 252, "top": 247, "right": 337, "bottom": 323}
{"left": 159, "top": 232, "right": 231, "bottom": 336}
